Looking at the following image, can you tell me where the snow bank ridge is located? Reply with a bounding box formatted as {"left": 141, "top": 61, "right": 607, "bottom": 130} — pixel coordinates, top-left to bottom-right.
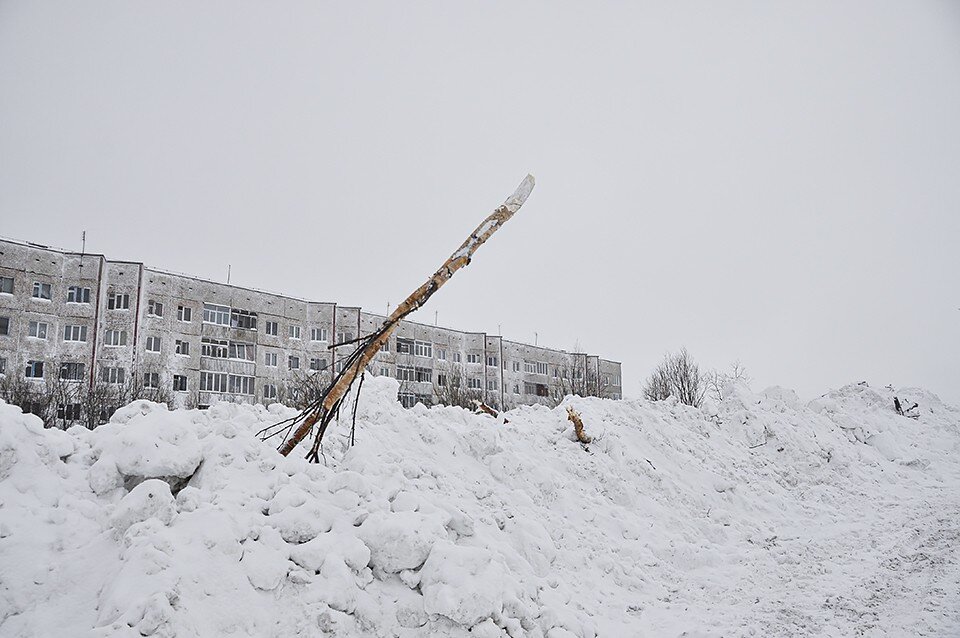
{"left": 0, "top": 376, "right": 957, "bottom": 637}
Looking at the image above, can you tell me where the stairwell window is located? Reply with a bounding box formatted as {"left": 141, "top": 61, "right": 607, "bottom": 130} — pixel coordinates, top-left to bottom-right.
{"left": 173, "top": 375, "right": 187, "bottom": 392}
{"left": 175, "top": 340, "right": 190, "bottom": 355}
{"left": 101, "top": 367, "right": 125, "bottom": 384}
{"left": 265, "top": 321, "right": 278, "bottom": 336}
{"left": 310, "top": 327, "right": 328, "bottom": 342}
{"left": 63, "top": 325, "right": 87, "bottom": 342}
{"left": 289, "top": 325, "right": 301, "bottom": 339}
{"left": 146, "top": 336, "right": 161, "bottom": 353}
{"left": 108, "top": 292, "right": 130, "bottom": 310}
{"left": 147, "top": 300, "right": 164, "bottom": 317}
{"left": 104, "top": 329, "right": 128, "bottom": 346}
{"left": 60, "top": 362, "right": 85, "bottom": 381}
{"left": 67, "top": 286, "right": 90, "bottom": 303}
{"left": 0, "top": 277, "right": 13, "bottom": 294}
{"left": 264, "top": 351, "right": 278, "bottom": 367}
{"left": 288, "top": 356, "right": 300, "bottom": 370}
{"left": 177, "top": 305, "right": 192, "bottom": 322}
{"left": 486, "top": 356, "right": 498, "bottom": 367}
{"left": 487, "top": 379, "right": 497, "bottom": 391}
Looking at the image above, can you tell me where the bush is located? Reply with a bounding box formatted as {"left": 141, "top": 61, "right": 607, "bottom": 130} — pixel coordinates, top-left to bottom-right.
{"left": 643, "top": 348, "right": 706, "bottom": 408}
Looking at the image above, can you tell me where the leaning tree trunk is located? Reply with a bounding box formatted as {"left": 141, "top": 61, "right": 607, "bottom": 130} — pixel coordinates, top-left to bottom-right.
{"left": 268, "top": 175, "right": 535, "bottom": 460}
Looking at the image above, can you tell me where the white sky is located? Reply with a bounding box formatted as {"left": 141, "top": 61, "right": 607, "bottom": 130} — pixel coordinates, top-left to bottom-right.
{"left": 1, "top": 2, "right": 958, "bottom": 404}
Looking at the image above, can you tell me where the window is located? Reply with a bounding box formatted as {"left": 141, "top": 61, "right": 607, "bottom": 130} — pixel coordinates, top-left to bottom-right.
{"left": 67, "top": 286, "right": 90, "bottom": 303}
{"left": 289, "top": 325, "right": 301, "bottom": 339}
{"left": 201, "top": 337, "right": 228, "bottom": 358}
{"left": 379, "top": 367, "right": 390, "bottom": 377}
{"left": 336, "top": 359, "right": 347, "bottom": 373}
{"left": 203, "top": 303, "right": 230, "bottom": 325}
{"left": 486, "top": 356, "right": 498, "bottom": 367}
{"left": 32, "top": 282, "right": 51, "bottom": 300}
{"left": 0, "top": 277, "right": 13, "bottom": 294}
{"left": 230, "top": 308, "right": 257, "bottom": 330}
{"left": 437, "top": 348, "right": 446, "bottom": 361}
{"left": 414, "top": 341, "right": 433, "bottom": 358}
{"left": 145, "top": 336, "right": 161, "bottom": 353}
{"left": 487, "top": 379, "right": 497, "bottom": 391}
{"left": 63, "top": 325, "right": 87, "bottom": 342}
{"left": 143, "top": 372, "right": 160, "bottom": 389}
{"left": 468, "top": 378, "right": 482, "bottom": 390}
{"left": 101, "top": 367, "right": 125, "bottom": 384}
{"left": 0, "top": 317, "right": 8, "bottom": 336}
{"left": 264, "top": 351, "right": 278, "bottom": 367}
{"left": 288, "top": 356, "right": 300, "bottom": 370}
{"left": 57, "top": 404, "right": 82, "bottom": 421}
{"left": 263, "top": 384, "right": 278, "bottom": 400}
{"left": 396, "top": 365, "right": 415, "bottom": 382}
{"left": 310, "top": 327, "right": 328, "bottom": 342}
{"left": 173, "top": 375, "right": 187, "bottom": 392}
{"left": 336, "top": 331, "right": 354, "bottom": 345}
{"left": 175, "top": 340, "right": 190, "bottom": 355}
{"left": 177, "top": 305, "right": 192, "bottom": 322}
{"left": 396, "top": 338, "right": 414, "bottom": 354}
{"left": 104, "top": 329, "right": 128, "bottom": 346}
{"left": 415, "top": 367, "right": 432, "bottom": 383}
{"left": 310, "top": 357, "right": 328, "bottom": 371}
{"left": 536, "top": 362, "right": 549, "bottom": 375}
{"left": 228, "top": 374, "right": 254, "bottom": 395}
{"left": 147, "top": 300, "right": 164, "bottom": 317}
{"left": 436, "top": 373, "right": 447, "bottom": 387}
{"left": 228, "top": 341, "right": 255, "bottom": 361}
{"left": 466, "top": 353, "right": 481, "bottom": 364}
{"left": 59, "top": 362, "right": 85, "bottom": 381}
{"left": 512, "top": 361, "right": 521, "bottom": 372}
{"left": 399, "top": 392, "right": 417, "bottom": 409}
{"left": 0, "top": 358, "right": 5, "bottom": 375}
{"left": 25, "top": 360, "right": 44, "bottom": 378}
{"left": 454, "top": 352, "right": 462, "bottom": 363}
{"left": 28, "top": 321, "right": 48, "bottom": 339}
{"left": 380, "top": 340, "right": 389, "bottom": 352}
{"left": 200, "top": 371, "right": 227, "bottom": 393}
{"left": 107, "top": 292, "right": 130, "bottom": 310}
{"left": 524, "top": 361, "right": 536, "bottom": 374}
{"left": 265, "top": 321, "right": 278, "bottom": 336}
{"left": 524, "top": 382, "right": 536, "bottom": 395}
{"left": 513, "top": 384, "right": 520, "bottom": 394}
{"left": 415, "top": 393, "right": 432, "bottom": 407}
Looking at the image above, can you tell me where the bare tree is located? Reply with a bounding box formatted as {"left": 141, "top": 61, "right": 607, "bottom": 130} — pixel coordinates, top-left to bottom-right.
{"left": 643, "top": 348, "right": 706, "bottom": 408}
{"left": 433, "top": 363, "right": 483, "bottom": 409}
{"left": 706, "top": 360, "right": 751, "bottom": 403}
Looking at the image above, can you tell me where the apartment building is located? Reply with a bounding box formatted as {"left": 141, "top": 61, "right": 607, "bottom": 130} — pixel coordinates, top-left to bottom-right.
{"left": 0, "top": 238, "right": 622, "bottom": 420}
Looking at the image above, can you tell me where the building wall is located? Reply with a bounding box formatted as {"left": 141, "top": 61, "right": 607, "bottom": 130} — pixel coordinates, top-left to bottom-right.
{"left": 0, "top": 238, "right": 621, "bottom": 419}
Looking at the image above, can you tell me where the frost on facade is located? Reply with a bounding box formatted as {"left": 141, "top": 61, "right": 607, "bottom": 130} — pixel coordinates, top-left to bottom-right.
{"left": 0, "top": 238, "right": 622, "bottom": 424}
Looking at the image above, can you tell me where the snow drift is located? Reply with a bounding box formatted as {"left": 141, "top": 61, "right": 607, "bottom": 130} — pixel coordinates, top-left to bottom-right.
{"left": 1, "top": 378, "right": 958, "bottom": 637}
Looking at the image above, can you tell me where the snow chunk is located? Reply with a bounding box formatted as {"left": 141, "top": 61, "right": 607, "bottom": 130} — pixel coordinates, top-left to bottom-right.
{"left": 111, "top": 479, "right": 176, "bottom": 535}
{"left": 420, "top": 541, "right": 506, "bottom": 626}
{"left": 358, "top": 511, "right": 447, "bottom": 573}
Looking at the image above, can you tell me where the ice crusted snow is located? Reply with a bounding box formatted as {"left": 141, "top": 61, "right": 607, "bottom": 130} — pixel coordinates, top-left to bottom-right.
{"left": 1, "top": 377, "right": 959, "bottom": 637}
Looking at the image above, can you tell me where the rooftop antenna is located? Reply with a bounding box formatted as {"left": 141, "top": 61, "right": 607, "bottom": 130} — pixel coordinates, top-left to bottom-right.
{"left": 434, "top": 310, "right": 438, "bottom": 326}
{"left": 498, "top": 323, "right": 502, "bottom": 336}
{"left": 78, "top": 230, "right": 86, "bottom": 277}
{"left": 227, "top": 264, "right": 231, "bottom": 284}
{"left": 535, "top": 331, "right": 538, "bottom": 346}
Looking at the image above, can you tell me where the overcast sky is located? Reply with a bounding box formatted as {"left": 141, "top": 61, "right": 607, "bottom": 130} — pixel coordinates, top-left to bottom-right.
{"left": 1, "top": 1, "right": 958, "bottom": 404}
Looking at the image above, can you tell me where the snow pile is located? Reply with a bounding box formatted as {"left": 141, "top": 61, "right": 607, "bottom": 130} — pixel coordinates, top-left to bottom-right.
{"left": 1, "top": 377, "right": 959, "bottom": 637}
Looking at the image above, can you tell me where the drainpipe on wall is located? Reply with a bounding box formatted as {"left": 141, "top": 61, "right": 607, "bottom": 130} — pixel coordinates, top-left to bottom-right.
{"left": 88, "top": 256, "right": 105, "bottom": 392}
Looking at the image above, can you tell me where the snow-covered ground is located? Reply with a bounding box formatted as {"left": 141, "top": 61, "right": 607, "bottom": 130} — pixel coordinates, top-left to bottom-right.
{"left": 1, "top": 377, "right": 958, "bottom": 637}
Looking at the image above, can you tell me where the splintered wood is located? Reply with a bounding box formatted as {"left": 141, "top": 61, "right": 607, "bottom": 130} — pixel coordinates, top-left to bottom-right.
{"left": 566, "top": 406, "right": 592, "bottom": 444}
{"left": 274, "top": 175, "right": 535, "bottom": 459}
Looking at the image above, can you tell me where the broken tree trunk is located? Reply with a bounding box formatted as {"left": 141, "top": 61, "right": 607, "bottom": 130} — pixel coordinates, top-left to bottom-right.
{"left": 272, "top": 175, "right": 535, "bottom": 460}
{"left": 566, "top": 406, "right": 592, "bottom": 444}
